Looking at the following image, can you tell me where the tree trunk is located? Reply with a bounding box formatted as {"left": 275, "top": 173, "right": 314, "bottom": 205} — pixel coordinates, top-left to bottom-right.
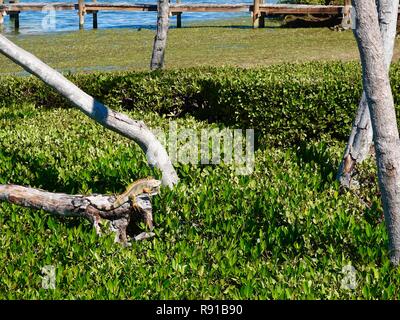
{"left": 337, "top": 0, "right": 399, "bottom": 187}
{"left": 150, "top": 0, "right": 169, "bottom": 70}
{"left": 0, "top": 34, "right": 179, "bottom": 188}
{"left": 352, "top": 0, "right": 400, "bottom": 265}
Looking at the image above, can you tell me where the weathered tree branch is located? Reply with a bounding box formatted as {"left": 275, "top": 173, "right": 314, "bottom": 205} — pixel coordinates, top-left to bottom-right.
{"left": 150, "top": 0, "right": 169, "bottom": 70}
{"left": 0, "top": 184, "right": 157, "bottom": 244}
{"left": 0, "top": 34, "right": 179, "bottom": 188}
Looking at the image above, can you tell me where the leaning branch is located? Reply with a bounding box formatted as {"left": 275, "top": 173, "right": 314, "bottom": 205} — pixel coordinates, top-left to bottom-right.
{"left": 0, "top": 34, "right": 179, "bottom": 187}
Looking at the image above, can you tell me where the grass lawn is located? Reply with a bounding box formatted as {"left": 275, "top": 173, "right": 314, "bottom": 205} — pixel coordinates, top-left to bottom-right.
{"left": 2, "top": 18, "right": 399, "bottom": 74}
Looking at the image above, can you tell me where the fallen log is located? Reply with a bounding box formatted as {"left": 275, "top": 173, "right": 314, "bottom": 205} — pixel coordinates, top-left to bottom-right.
{"left": 0, "top": 183, "right": 160, "bottom": 245}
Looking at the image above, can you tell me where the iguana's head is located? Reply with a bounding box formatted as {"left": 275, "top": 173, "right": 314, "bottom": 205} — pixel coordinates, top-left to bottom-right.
{"left": 143, "top": 178, "right": 162, "bottom": 195}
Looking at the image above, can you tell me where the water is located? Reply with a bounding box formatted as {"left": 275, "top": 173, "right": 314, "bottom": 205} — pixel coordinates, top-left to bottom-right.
{"left": 1, "top": 0, "right": 278, "bottom": 34}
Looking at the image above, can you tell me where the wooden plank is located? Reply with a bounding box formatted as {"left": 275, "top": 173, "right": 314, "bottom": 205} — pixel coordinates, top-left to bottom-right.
{"left": 259, "top": 4, "right": 342, "bottom": 15}
{"left": 85, "top": 3, "right": 249, "bottom": 13}
{"left": 87, "top": 3, "right": 247, "bottom": 13}
{"left": 170, "top": 4, "right": 250, "bottom": 12}
{"left": 0, "top": 3, "right": 76, "bottom": 11}
{"left": 84, "top": 3, "right": 158, "bottom": 12}
{"left": 0, "top": 3, "right": 249, "bottom": 12}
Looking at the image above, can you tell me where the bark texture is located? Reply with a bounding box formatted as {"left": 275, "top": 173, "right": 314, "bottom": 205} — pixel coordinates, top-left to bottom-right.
{"left": 338, "top": 0, "right": 399, "bottom": 187}
{"left": 0, "top": 34, "right": 179, "bottom": 187}
{"left": 352, "top": 0, "right": 400, "bottom": 265}
{"left": 0, "top": 184, "right": 157, "bottom": 244}
{"left": 150, "top": 0, "right": 169, "bottom": 70}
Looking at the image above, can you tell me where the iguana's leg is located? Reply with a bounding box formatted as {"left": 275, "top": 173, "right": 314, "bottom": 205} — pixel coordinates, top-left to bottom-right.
{"left": 129, "top": 194, "right": 154, "bottom": 231}
{"left": 128, "top": 194, "right": 137, "bottom": 207}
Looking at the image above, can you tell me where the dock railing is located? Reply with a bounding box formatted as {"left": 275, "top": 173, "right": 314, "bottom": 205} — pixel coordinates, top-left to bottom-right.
{"left": 0, "top": 1, "right": 354, "bottom": 31}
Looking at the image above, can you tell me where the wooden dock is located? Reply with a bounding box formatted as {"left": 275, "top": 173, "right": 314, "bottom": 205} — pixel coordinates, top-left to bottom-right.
{"left": 0, "top": 0, "right": 353, "bottom": 30}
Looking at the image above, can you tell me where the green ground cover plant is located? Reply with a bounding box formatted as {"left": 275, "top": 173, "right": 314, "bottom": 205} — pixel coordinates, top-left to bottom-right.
{"left": 1, "top": 62, "right": 400, "bottom": 299}
{"left": 5, "top": 61, "right": 400, "bottom": 145}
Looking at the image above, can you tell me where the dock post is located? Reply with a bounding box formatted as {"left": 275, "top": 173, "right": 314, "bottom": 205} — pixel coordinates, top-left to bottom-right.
{"left": 14, "top": 12, "right": 19, "bottom": 29}
{"left": 78, "top": 0, "right": 85, "bottom": 29}
{"left": 342, "top": 0, "right": 352, "bottom": 29}
{"left": 259, "top": 12, "right": 265, "bottom": 28}
{"left": 15, "top": 12, "right": 19, "bottom": 29}
{"left": 92, "top": 0, "right": 98, "bottom": 29}
{"left": 93, "top": 11, "right": 98, "bottom": 29}
{"left": 176, "top": 0, "right": 182, "bottom": 28}
{"left": 259, "top": 0, "right": 265, "bottom": 28}
{"left": 252, "top": 0, "right": 260, "bottom": 28}
{"left": 9, "top": 0, "right": 20, "bottom": 30}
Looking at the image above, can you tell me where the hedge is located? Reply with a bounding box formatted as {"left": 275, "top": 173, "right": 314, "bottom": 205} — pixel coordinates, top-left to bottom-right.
{"left": 2, "top": 61, "right": 400, "bottom": 146}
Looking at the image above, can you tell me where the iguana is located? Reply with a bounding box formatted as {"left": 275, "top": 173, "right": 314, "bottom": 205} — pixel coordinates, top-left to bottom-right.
{"left": 95, "top": 177, "right": 161, "bottom": 212}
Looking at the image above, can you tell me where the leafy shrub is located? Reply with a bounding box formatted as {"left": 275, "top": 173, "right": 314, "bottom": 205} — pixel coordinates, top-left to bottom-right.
{"left": 0, "top": 104, "right": 398, "bottom": 299}
{"left": 1, "top": 61, "right": 400, "bottom": 299}
{"left": 0, "top": 61, "right": 372, "bottom": 147}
